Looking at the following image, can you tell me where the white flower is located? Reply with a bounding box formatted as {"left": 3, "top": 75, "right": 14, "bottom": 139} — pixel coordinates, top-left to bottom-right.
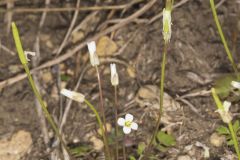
{"left": 110, "top": 63, "right": 119, "bottom": 86}
{"left": 162, "top": 8, "right": 172, "bottom": 42}
{"left": 215, "top": 101, "right": 232, "bottom": 123}
{"left": 117, "top": 114, "right": 138, "bottom": 134}
{"left": 231, "top": 81, "right": 240, "bottom": 89}
{"left": 87, "top": 41, "right": 99, "bottom": 66}
{"left": 60, "top": 89, "right": 85, "bottom": 103}
{"left": 24, "top": 51, "right": 36, "bottom": 61}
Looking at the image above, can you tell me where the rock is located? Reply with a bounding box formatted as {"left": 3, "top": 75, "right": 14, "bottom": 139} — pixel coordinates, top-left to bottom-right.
{"left": 71, "top": 30, "right": 84, "bottom": 43}
{"left": 135, "top": 85, "right": 180, "bottom": 111}
{"left": 177, "top": 155, "right": 192, "bottom": 160}
{"left": 210, "top": 133, "right": 225, "bottom": 147}
{"left": 0, "top": 130, "right": 32, "bottom": 160}
{"left": 42, "top": 71, "right": 53, "bottom": 84}
{"left": 90, "top": 136, "right": 104, "bottom": 151}
{"left": 127, "top": 65, "right": 136, "bottom": 78}
{"left": 96, "top": 36, "right": 118, "bottom": 56}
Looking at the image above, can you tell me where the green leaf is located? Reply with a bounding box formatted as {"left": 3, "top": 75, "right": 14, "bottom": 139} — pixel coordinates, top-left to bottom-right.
{"left": 216, "top": 125, "right": 230, "bottom": 135}
{"left": 227, "top": 139, "right": 234, "bottom": 146}
{"left": 11, "top": 22, "right": 28, "bottom": 65}
{"left": 155, "top": 144, "right": 168, "bottom": 152}
{"left": 61, "top": 74, "right": 70, "bottom": 81}
{"left": 129, "top": 155, "right": 136, "bottom": 160}
{"left": 70, "top": 144, "right": 91, "bottom": 157}
{"left": 214, "top": 74, "right": 238, "bottom": 99}
{"left": 137, "top": 142, "right": 146, "bottom": 155}
{"left": 156, "top": 131, "right": 176, "bottom": 147}
{"left": 233, "top": 120, "right": 240, "bottom": 133}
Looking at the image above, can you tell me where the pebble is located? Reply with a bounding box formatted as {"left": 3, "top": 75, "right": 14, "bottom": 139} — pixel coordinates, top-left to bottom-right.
{"left": 210, "top": 132, "right": 225, "bottom": 147}
{"left": 177, "top": 155, "right": 192, "bottom": 160}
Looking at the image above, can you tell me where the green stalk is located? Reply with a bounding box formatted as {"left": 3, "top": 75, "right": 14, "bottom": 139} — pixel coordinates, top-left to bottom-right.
{"left": 211, "top": 88, "right": 240, "bottom": 159}
{"left": 210, "top": 0, "right": 239, "bottom": 78}
{"left": 24, "top": 65, "right": 71, "bottom": 153}
{"left": 149, "top": 42, "right": 168, "bottom": 148}
{"left": 84, "top": 99, "right": 111, "bottom": 160}
{"left": 139, "top": 42, "right": 169, "bottom": 160}
{"left": 114, "top": 86, "right": 119, "bottom": 160}
{"left": 228, "top": 122, "right": 240, "bottom": 160}
{"left": 11, "top": 22, "right": 73, "bottom": 159}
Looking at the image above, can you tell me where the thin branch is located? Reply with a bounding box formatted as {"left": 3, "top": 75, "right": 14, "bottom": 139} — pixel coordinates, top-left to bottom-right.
{"left": 0, "top": 0, "right": 157, "bottom": 89}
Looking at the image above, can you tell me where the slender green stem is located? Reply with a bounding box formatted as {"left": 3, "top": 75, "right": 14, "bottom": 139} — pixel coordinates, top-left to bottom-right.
{"left": 210, "top": 0, "right": 239, "bottom": 78}
{"left": 95, "top": 66, "right": 111, "bottom": 158}
{"left": 211, "top": 88, "right": 240, "bottom": 159}
{"left": 140, "top": 42, "right": 168, "bottom": 160}
{"left": 123, "top": 135, "right": 126, "bottom": 160}
{"left": 12, "top": 22, "right": 73, "bottom": 159}
{"left": 150, "top": 42, "right": 168, "bottom": 147}
{"left": 228, "top": 122, "right": 240, "bottom": 160}
{"left": 84, "top": 99, "right": 111, "bottom": 160}
{"left": 95, "top": 66, "right": 107, "bottom": 126}
{"left": 114, "top": 86, "right": 119, "bottom": 160}
{"left": 23, "top": 64, "right": 73, "bottom": 159}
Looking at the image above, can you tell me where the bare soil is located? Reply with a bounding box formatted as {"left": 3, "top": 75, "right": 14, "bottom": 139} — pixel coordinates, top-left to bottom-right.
{"left": 1, "top": 0, "right": 240, "bottom": 159}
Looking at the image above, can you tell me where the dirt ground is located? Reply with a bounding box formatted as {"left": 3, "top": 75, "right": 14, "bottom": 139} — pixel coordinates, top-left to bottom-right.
{"left": 1, "top": 0, "right": 240, "bottom": 159}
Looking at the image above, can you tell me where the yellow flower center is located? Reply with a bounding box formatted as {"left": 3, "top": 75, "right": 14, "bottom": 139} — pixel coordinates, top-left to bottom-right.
{"left": 125, "top": 121, "right": 132, "bottom": 127}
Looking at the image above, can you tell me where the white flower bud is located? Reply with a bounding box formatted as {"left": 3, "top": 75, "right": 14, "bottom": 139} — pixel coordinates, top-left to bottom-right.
{"left": 87, "top": 41, "right": 99, "bottom": 66}
{"left": 162, "top": 8, "right": 172, "bottom": 42}
{"left": 60, "top": 89, "right": 85, "bottom": 103}
{"left": 110, "top": 63, "right": 119, "bottom": 86}
{"left": 215, "top": 101, "right": 233, "bottom": 123}
{"left": 231, "top": 81, "right": 240, "bottom": 89}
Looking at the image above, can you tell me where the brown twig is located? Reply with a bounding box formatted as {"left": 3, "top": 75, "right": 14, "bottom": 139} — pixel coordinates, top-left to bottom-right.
{"left": 55, "top": 0, "right": 81, "bottom": 56}
{"left": 0, "top": 40, "right": 16, "bottom": 55}
{"left": 4, "top": 0, "right": 14, "bottom": 34}
{"left": 0, "top": 0, "right": 157, "bottom": 89}
{"left": 0, "top": 0, "right": 18, "bottom": 6}
{"left": 33, "top": 0, "right": 51, "bottom": 145}
{"left": 114, "top": 86, "right": 119, "bottom": 160}
{"left": 0, "top": 3, "right": 134, "bottom": 13}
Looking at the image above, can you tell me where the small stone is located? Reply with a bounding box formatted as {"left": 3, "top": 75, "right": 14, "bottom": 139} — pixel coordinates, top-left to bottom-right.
{"left": 90, "top": 136, "right": 104, "bottom": 151}
{"left": 71, "top": 31, "right": 84, "bottom": 43}
{"left": 42, "top": 71, "right": 53, "bottom": 84}
{"left": 210, "top": 133, "right": 225, "bottom": 147}
{"left": 177, "top": 155, "right": 192, "bottom": 160}
{"left": 96, "top": 36, "right": 118, "bottom": 56}
{"left": 0, "top": 130, "right": 32, "bottom": 160}
{"left": 127, "top": 65, "right": 136, "bottom": 78}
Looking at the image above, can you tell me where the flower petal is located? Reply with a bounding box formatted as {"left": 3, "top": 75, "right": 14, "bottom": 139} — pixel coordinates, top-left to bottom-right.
{"left": 131, "top": 122, "right": 138, "bottom": 130}
{"left": 125, "top": 114, "right": 133, "bottom": 122}
{"left": 60, "top": 89, "right": 85, "bottom": 103}
{"left": 223, "top": 101, "right": 231, "bottom": 112}
{"left": 231, "top": 81, "right": 240, "bottom": 89}
{"left": 87, "top": 41, "right": 96, "bottom": 55}
{"left": 123, "top": 126, "right": 131, "bottom": 134}
{"left": 117, "top": 118, "right": 125, "bottom": 126}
